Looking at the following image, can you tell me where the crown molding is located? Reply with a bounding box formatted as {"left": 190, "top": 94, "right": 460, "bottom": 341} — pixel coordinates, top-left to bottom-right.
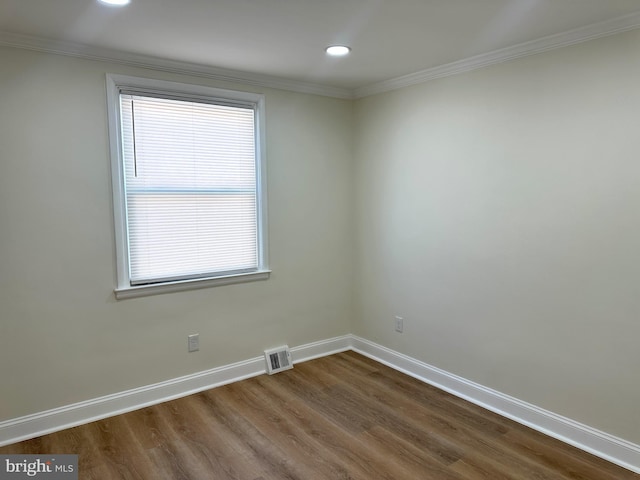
{"left": 354, "top": 11, "right": 640, "bottom": 98}
{"left": 2, "top": 10, "right": 640, "bottom": 101}
{"left": 0, "top": 31, "right": 354, "bottom": 100}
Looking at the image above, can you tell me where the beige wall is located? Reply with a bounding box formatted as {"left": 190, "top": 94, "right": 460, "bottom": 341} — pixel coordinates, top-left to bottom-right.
{"left": 2, "top": 26, "right": 640, "bottom": 448}
{"left": 353, "top": 29, "right": 640, "bottom": 444}
{"left": 0, "top": 46, "right": 354, "bottom": 420}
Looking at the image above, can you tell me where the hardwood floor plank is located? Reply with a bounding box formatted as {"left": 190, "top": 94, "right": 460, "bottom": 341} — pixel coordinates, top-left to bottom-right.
{"left": 358, "top": 426, "right": 468, "bottom": 480}
{"left": 224, "top": 380, "right": 356, "bottom": 479}
{"left": 161, "top": 395, "right": 266, "bottom": 479}
{"left": 338, "top": 353, "right": 511, "bottom": 438}
{"left": 316, "top": 354, "right": 565, "bottom": 480}
{"left": 333, "top": 353, "right": 636, "bottom": 480}
{"left": 196, "top": 389, "right": 304, "bottom": 480}
{"left": 237, "top": 374, "right": 405, "bottom": 479}
{"left": 1, "top": 352, "right": 637, "bottom": 479}
{"left": 501, "top": 426, "right": 640, "bottom": 480}
{"left": 84, "top": 416, "right": 157, "bottom": 480}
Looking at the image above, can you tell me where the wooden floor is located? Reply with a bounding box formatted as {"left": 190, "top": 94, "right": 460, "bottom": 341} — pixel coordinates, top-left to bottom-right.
{"left": 1, "top": 351, "right": 637, "bottom": 479}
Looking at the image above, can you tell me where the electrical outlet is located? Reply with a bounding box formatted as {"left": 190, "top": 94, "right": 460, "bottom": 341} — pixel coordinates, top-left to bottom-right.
{"left": 394, "top": 316, "right": 404, "bottom": 333}
{"left": 188, "top": 333, "right": 199, "bottom": 352}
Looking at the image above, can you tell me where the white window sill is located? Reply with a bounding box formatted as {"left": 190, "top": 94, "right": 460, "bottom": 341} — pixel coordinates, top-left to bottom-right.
{"left": 114, "top": 270, "right": 271, "bottom": 300}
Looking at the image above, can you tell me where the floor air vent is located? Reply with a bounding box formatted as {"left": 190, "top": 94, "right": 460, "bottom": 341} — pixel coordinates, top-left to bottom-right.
{"left": 264, "top": 346, "right": 293, "bottom": 374}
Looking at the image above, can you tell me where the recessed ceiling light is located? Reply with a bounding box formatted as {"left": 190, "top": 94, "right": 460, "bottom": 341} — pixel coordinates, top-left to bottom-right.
{"left": 325, "top": 45, "right": 351, "bottom": 57}
{"left": 99, "top": 0, "right": 130, "bottom": 6}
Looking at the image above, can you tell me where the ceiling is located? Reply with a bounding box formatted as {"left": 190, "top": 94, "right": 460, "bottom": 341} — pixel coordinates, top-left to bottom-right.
{"left": 2, "top": 0, "right": 640, "bottom": 97}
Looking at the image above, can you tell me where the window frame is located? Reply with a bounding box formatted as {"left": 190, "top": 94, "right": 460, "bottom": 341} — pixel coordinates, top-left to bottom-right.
{"left": 106, "top": 74, "right": 269, "bottom": 299}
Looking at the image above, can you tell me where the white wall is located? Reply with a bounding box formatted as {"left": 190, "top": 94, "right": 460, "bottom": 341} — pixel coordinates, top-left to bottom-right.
{"left": 353, "top": 28, "right": 640, "bottom": 444}
{"left": 0, "top": 46, "right": 354, "bottom": 420}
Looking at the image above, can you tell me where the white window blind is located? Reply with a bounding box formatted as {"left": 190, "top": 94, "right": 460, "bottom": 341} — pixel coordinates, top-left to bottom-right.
{"left": 119, "top": 93, "right": 259, "bottom": 285}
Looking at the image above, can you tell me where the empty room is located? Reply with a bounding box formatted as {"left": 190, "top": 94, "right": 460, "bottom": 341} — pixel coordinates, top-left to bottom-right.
{"left": 1, "top": 0, "right": 639, "bottom": 478}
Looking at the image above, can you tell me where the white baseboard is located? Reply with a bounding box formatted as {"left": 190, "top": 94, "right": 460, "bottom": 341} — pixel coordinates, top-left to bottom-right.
{"left": 290, "top": 334, "right": 352, "bottom": 363}
{"left": 350, "top": 335, "right": 640, "bottom": 474}
{"left": 0, "top": 335, "right": 351, "bottom": 447}
{"left": 2, "top": 333, "right": 638, "bottom": 475}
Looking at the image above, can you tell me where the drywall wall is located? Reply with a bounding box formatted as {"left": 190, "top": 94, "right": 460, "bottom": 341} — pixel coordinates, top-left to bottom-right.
{"left": 353, "top": 29, "right": 640, "bottom": 444}
{"left": 0, "top": 46, "right": 354, "bottom": 420}
{"left": 3, "top": 24, "right": 640, "bottom": 454}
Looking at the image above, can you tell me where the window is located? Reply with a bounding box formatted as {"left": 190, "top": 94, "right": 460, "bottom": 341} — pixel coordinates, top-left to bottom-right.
{"left": 106, "top": 74, "right": 269, "bottom": 299}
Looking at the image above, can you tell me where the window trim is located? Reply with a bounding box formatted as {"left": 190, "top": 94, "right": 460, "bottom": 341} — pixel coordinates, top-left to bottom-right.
{"left": 106, "top": 74, "right": 270, "bottom": 299}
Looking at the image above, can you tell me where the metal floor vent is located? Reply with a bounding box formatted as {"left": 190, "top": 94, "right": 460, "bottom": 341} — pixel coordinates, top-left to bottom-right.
{"left": 264, "top": 346, "right": 293, "bottom": 374}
